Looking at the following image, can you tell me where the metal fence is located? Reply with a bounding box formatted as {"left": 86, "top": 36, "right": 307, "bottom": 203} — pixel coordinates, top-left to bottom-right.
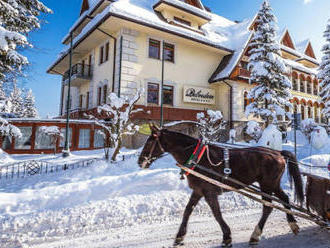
{"left": 0, "top": 158, "right": 103, "bottom": 181}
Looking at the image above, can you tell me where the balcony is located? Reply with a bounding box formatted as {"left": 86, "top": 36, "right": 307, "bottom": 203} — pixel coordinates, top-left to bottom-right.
{"left": 232, "top": 66, "right": 251, "bottom": 79}
{"left": 63, "top": 63, "right": 93, "bottom": 86}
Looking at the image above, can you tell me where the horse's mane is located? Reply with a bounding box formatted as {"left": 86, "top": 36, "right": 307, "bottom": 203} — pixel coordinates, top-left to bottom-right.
{"left": 163, "top": 129, "right": 197, "bottom": 144}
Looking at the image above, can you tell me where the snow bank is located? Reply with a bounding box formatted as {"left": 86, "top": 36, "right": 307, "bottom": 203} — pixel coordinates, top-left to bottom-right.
{"left": 0, "top": 149, "right": 14, "bottom": 164}
{"left": 310, "top": 126, "right": 329, "bottom": 150}
{"left": 258, "top": 124, "right": 282, "bottom": 151}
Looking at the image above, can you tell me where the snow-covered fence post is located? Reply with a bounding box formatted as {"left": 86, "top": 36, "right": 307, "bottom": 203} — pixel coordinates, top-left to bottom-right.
{"left": 318, "top": 19, "right": 330, "bottom": 125}
{"left": 88, "top": 89, "right": 144, "bottom": 161}
{"left": 39, "top": 126, "right": 63, "bottom": 155}
{"left": 196, "top": 110, "right": 226, "bottom": 142}
{"left": 245, "top": 1, "right": 292, "bottom": 126}
{"left": 0, "top": 116, "right": 22, "bottom": 152}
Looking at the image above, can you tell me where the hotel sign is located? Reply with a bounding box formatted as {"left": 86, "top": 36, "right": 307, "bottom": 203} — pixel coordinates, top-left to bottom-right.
{"left": 183, "top": 86, "right": 215, "bottom": 105}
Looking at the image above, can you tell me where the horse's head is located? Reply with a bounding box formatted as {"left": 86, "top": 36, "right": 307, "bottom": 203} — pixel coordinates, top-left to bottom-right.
{"left": 138, "top": 123, "right": 166, "bottom": 169}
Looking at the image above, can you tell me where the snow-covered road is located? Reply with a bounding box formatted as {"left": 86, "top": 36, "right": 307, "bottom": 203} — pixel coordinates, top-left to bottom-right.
{"left": 30, "top": 210, "right": 329, "bottom": 248}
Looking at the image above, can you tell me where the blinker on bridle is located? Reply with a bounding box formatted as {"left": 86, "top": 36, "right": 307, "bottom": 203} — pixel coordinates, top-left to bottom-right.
{"left": 143, "top": 132, "right": 165, "bottom": 166}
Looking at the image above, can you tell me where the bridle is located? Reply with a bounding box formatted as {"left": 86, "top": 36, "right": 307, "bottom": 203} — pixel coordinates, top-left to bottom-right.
{"left": 142, "top": 133, "right": 166, "bottom": 168}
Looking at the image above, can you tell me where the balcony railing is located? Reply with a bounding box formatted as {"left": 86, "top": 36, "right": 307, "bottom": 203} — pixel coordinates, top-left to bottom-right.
{"left": 63, "top": 63, "right": 93, "bottom": 86}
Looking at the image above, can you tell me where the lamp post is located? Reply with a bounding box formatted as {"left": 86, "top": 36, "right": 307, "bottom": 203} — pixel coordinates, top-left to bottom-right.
{"left": 63, "top": 32, "right": 73, "bottom": 158}
{"left": 160, "top": 41, "right": 165, "bottom": 127}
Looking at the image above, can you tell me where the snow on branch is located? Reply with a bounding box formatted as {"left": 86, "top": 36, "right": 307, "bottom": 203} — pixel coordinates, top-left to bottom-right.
{"left": 197, "top": 110, "right": 226, "bottom": 142}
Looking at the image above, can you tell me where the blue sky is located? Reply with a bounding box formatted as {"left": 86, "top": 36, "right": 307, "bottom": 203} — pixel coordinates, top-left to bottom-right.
{"left": 21, "top": 0, "right": 330, "bottom": 117}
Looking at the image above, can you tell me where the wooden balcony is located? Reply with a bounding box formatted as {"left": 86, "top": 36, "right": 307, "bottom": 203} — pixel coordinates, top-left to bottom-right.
{"left": 232, "top": 66, "right": 251, "bottom": 79}
{"left": 63, "top": 63, "right": 93, "bottom": 86}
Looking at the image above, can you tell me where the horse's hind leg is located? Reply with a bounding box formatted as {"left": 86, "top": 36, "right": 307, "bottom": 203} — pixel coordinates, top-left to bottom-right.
{"left": 174, "top": 191, "right": 201, "bottom": 246}
{"left": 204, "top": 192, "right": 232, "bottom": 248}
{"left": 249, "top": 194, "right": 273, "bottom": 246}
{"left": 274, "top": 187, "right": 300, "bottom": 235}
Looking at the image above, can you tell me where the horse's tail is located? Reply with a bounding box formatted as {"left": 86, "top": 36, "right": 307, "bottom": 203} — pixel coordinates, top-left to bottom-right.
{"left": 281, "top": 150, "right": 304, "bottom": 205}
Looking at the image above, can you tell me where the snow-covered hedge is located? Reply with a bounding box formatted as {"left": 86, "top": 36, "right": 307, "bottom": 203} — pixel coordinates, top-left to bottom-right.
{"left": 310, "top": 126, "right": 329, "bottom": 150}
{"left": 246, "top": 120, "right": 263, "bottom": 142}
{"left": 258, "top": 124, "right": 282, "bottom": 151}
{"left": 300, "top": 118, "right": 318, "bottom": 142}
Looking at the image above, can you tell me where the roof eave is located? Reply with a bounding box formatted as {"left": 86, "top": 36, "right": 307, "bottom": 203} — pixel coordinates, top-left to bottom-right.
{"left": 48, "top": 12, "right": 233, "bottom": 75}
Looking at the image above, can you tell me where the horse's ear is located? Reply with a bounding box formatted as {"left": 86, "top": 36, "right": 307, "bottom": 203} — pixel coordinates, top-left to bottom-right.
{"left": 149, "top": 122, "right": 158, "bottom": 133}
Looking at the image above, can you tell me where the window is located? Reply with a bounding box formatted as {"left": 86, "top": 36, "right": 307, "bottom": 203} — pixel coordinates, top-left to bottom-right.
{"left": 35, "top": 127, "right": 53, "bottom": 149}
{"left": 88, "top": 54, "right": 92, "bottom": 75}
{"left": 163, "top": 85, "right": 174, "bottom": 105}
{"left": 103, "top": 85, "right": 108, "bottom": 104}
{"left": 86, "top": 92, "right": 90, "bottom": 109}
{"left": 99, "top": 42, "right": 110, "bottom": 65}
{"left": 174, "top": 16, "right": 191, "bottom": 26}
{"left": 79, "top": 129, "right": 90, "bottom": 148}
{"left": 149, "top": 39, "right": 160, "bottom": 59}
{"left": 60, "top": 128, "right": 72, "bottom": 147}
{"left": 99, "top": 46, "right": 104, "bottom": 64}
{"left": 105, "top": 42, "right": 109, "bottom": 62}
{"left": 307, "top": 83, "right": 312, "bottom": 94}
{"left": 15, "top": 127, "right": 32, "bottom": 150}
{"left": 164, "top": 42, "right": 175, "bottom": 63}
{"left": 94, "top": 130, "right": 105, "bottom": 148}
{"left": 97, "top": 87, "right": 102, "bottom": 106}
{"left": 241, "top": 61, "right": 248, "bottom": 70}
{"left": 79, "top": 95, "right": 83, "bottom": 109}
{"left": 293, "top": 79, "right": 298, "bottom": 91}
{"left": 313, "top": 83, "right": 318, "bottom": 95}
{"left": 301, "top": 105, "right": 305, "bottom": 120}
{"left": 147, "top": 83, "right": 159, "bottom": 104}
{"left": 300, "top": 81, "right": 305, "bottom": 93}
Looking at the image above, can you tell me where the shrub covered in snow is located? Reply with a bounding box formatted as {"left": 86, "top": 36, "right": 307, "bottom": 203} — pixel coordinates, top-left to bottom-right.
{"left": 310, "top": 126, "right": 329, "bottom": 150}
{"left": 89, "top": 89, "right": 143, "bottom": 161}
{"left": 40, "top": 126, "right": 63, "bottom": 154}
{"left": 300, "top": 118, "right": 318, "bottom": 142}
{"left": 258, "top": 124, "right": 282, "bottom": 151}
{"left": 246, "top": 120, "right": 263, "bottom": 142}
{"left": 197, "top": 110, "right": 226, "bottom": 142}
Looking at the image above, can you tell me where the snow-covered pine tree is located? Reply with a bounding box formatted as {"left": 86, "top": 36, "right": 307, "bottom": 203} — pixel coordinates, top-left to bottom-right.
{"left": 245, "top": 0, "right": 292, "bottom": 126}
{"left": 196, "top": 110, "right": 226, "bottom": 142}
{"left": 9, "top": 85, "right": 24, "bottom": 117}
{"left": 23, "top": 89, "right": 38, "bottom": 118}
{"left": 318, "top": 19, "right": 330, "bottom": 123}
{"left": 0, "top": 0, "right": 52, "bottom": 82}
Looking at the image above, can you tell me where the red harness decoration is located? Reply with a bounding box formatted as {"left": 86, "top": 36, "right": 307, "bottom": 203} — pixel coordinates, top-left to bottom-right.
{"left": 185, "top": 140, "right": 207, "bottom": 176}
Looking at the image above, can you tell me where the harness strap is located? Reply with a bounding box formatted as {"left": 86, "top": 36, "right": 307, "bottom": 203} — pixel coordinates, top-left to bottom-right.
{"left": 223, "top": 148, "right": 231, "bottom": 178}
{"left": 185, "top": 140, "right": 207, "bottom": 176}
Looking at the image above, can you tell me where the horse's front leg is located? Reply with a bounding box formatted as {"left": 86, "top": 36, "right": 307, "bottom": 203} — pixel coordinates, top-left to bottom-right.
{"left": 204, "top": 192, "right": 232, "bottom": 248}
{"left": 174, "top": 191, "right": 202, "bottom": 246}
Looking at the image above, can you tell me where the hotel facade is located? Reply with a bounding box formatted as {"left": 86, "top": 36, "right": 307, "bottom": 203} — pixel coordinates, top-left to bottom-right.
{"left": 48, "top": 0, "right": 327, "bottom": 139}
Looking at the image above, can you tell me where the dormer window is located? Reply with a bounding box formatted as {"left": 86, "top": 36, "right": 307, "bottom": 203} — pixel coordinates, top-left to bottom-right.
{"left": 174, "top": 16, "right": 191, "bottom": 26}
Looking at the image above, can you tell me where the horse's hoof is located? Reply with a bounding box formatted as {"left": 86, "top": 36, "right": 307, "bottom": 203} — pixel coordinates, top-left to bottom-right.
{"left": 221, "top": 239, "right": 232, "bottom": 247}
{"left": 249, "top": 238, "right": 259, "bottom": 246}
{"left": 173, "top": 237, "right": 185, "bottom": 247}
{"left": 289, "top": 222, "right": 300, "bottom": 235}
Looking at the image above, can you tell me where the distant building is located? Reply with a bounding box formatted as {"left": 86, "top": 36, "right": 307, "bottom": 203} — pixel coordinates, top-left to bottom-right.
{"left": 47, "top": 0, "right": 325, "bottom": 137}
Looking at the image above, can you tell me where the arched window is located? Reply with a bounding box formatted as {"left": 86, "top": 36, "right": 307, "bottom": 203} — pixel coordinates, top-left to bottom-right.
{"left": 292, "top": 72, "right": 298, "bottom": 91}
{"left": 314, "top": 103, "right": 319, "bottom": 122}
{"left": 244, "top": 92, "right": 249, "bottom": 110}
{"left": 300, "top": 75, "right": 305, "bottom": 93}
{"left": 301, "top": 105, "right": 305, "bottom": 120}
{"left": 313, "top": 80, "right": 318, "bottom": 95}
{"left": 306, "top": 77, "right": 312, "bottom": 94}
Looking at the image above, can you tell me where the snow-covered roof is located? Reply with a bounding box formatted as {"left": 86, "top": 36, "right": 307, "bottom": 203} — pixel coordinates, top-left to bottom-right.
{"left": 284, "top": 58, "right": 318, "bottom": 75}
{"left": 50, "top": 0, "right": 242, "bottom": 73}
{"left": 208, "top": 17, "right": 254, "bottom": 82}
{"left": 296, "top": 39, "right": 310, "bottom": 54}
{"left": 153, "top": 0, "right": 211, "bottom": 20}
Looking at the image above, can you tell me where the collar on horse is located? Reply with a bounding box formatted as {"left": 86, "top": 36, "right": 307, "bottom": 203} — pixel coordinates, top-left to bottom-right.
{"left": 182, "top": 139, "right": 231, "bottom": 179}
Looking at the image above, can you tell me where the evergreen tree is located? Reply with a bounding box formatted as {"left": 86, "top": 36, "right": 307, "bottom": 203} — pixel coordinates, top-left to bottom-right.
{"left": 318, "top": 19, "right": 330, "bottom": 122}
{"left": 23, "top": 89, "right": 38, "bottom": 118}
{"left": 245, "top": 0, "right": 292, "bottom": 125}
{"left": 0, "top": 0, "right": 52, "bottom": 82}
{"left": 9, "top": 85, "right": 24, "bottom": 117}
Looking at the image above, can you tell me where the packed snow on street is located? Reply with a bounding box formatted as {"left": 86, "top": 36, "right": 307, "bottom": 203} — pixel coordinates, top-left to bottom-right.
{"left": 0, "top": 130, "right": 329, "bottom": 248}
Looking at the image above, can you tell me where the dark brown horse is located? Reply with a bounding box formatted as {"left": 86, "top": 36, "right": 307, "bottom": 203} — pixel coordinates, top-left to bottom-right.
{"left": 138, "top": 125, "right": 304, "bottom": 247}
